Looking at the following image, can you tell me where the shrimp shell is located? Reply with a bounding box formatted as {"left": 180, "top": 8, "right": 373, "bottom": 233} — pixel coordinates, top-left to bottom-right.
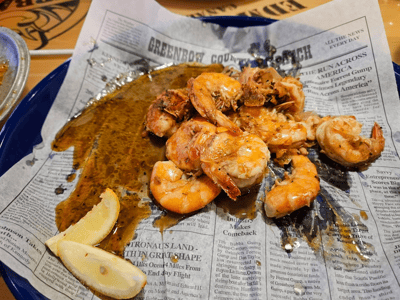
{"left": 239, "top": 67, "right": 282, "bottom": 107}
{"left": 274, "top": 77, "right": 305, "bottom": 115}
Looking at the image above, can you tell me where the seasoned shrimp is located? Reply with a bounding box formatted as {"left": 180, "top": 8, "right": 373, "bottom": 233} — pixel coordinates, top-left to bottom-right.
{"left": 150, "top": 161, "right": 221, "bottom": 214}
{"left": 268, "top": 121, "right": 308, "bottom": 155}
{"left": 166, "top": 117, "right": 217, "bottom": 174}
{"left": 316, "top": 116, "right": 385, "bottom": 167}
{"left": 274, "top": 76, "right": 305, "bottom": 115}
{"left": 239, "top": 67, "right": 305, "bottom": 114}
{"left": 144, "top": 89, "right": 193, "bottom": 137}
{"left": 228, "top": 106, "right": 308, "bottom": 154}
{"left": 239, "top": 67, "right": 282, "bottom": 106}
{"left": 188, "top": 73, "right": 243, "bottom": 135}
{"left": 201, "top": 132, "right": 270, "bottom": 200}
{"left": 264, "top": 155, "right": 320, "bottom": 218}
{"left": 296, "top": 111, "right": 322, "bottom": 141}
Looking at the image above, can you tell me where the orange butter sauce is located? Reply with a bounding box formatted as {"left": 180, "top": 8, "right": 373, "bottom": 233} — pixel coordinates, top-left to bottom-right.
{"left": 52, "top": 63, "right": 224, "bottom": 256}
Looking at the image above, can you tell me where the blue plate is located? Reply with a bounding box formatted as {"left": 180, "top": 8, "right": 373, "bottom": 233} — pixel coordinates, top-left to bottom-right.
{"left": 0, "top": 16, "right": 399, "bottom": 300}
{"left": 0, "top": 59, "right": 70, "bottom": 300}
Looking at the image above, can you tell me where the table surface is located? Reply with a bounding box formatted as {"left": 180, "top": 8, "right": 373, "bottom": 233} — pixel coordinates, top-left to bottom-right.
{"left": 0, "top": 0, "right": 399, "bottom": 299}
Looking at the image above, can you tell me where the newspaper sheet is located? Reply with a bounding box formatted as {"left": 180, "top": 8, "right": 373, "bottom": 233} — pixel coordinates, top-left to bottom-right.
{"left": 1, "top": 0, "right": 400, "bottom": 299}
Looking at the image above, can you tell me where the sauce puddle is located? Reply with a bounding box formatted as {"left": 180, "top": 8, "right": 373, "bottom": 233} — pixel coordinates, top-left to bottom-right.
{"left": 52, "top": 64, "right": 224, "bottom": 256}
{"left": 215, "top": 184, "right": 261, "bottom": 220}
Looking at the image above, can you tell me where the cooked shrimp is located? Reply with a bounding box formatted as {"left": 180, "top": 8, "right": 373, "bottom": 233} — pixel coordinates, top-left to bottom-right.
{"left": 144, "top": 89, "right": 193, "bottom": 137}
{"left": 228, "top": 106, "right": 308, "bottom": 154}
{"left": 316, "top": 116, "right": 385, "bottom": 167}
{"left": 188, "top": 73, "right": 243, "bottom": 135}
{"left": 201, "top": 132, "right": 270, "bottom": 200}
{"left": 239, "top": 67, "right": 282, "bottom": 106}
{"left": 239, "top": 67, "right": 304, "bottom": 114}
{"left": 264, "top": 155, "right": 320, "bottom": 218}
{"left": 166, "top": 117, "right": 217, "bottom": 174}
{"left": 268, "top": 121, "right": 308, "bottom": 155}
{"left": 274, "top": 76, "right": 305, "bottom": 115}
{"left": 296, "top": 111, "right": 322, "bottom": 141}
{"left": 150, "top": 161, "right": 221, "bottom": 214}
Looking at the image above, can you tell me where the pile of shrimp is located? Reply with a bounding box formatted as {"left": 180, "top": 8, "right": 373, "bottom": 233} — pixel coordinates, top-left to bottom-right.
{"left": 144, "top": 66, "right": 385, "bottom": 218}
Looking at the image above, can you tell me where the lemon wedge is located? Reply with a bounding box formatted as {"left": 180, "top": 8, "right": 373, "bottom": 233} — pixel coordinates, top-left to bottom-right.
{"left": 45, "top": 188, "right": 120, "bottom": 256}
{"left": 58, "top": 240, "right": 147, "bottom": 299}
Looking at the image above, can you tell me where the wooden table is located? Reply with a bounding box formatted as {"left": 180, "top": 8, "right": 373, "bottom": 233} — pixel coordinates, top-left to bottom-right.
{"left": 0, "top": 0, "right": 399, "bottom": 298}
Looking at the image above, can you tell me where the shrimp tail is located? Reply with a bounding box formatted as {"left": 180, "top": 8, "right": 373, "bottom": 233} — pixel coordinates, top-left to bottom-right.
{"left": 214, "top": 111, "right": 243, "bottom": 136}
{"left": 201, "top": 161, "right": 241, "bottom": 200}
{"left": 372, "top": 122, "right": 384, "bottom": 140}
{"left": 370, "top": 122, "right": 385, "bottom": 158}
